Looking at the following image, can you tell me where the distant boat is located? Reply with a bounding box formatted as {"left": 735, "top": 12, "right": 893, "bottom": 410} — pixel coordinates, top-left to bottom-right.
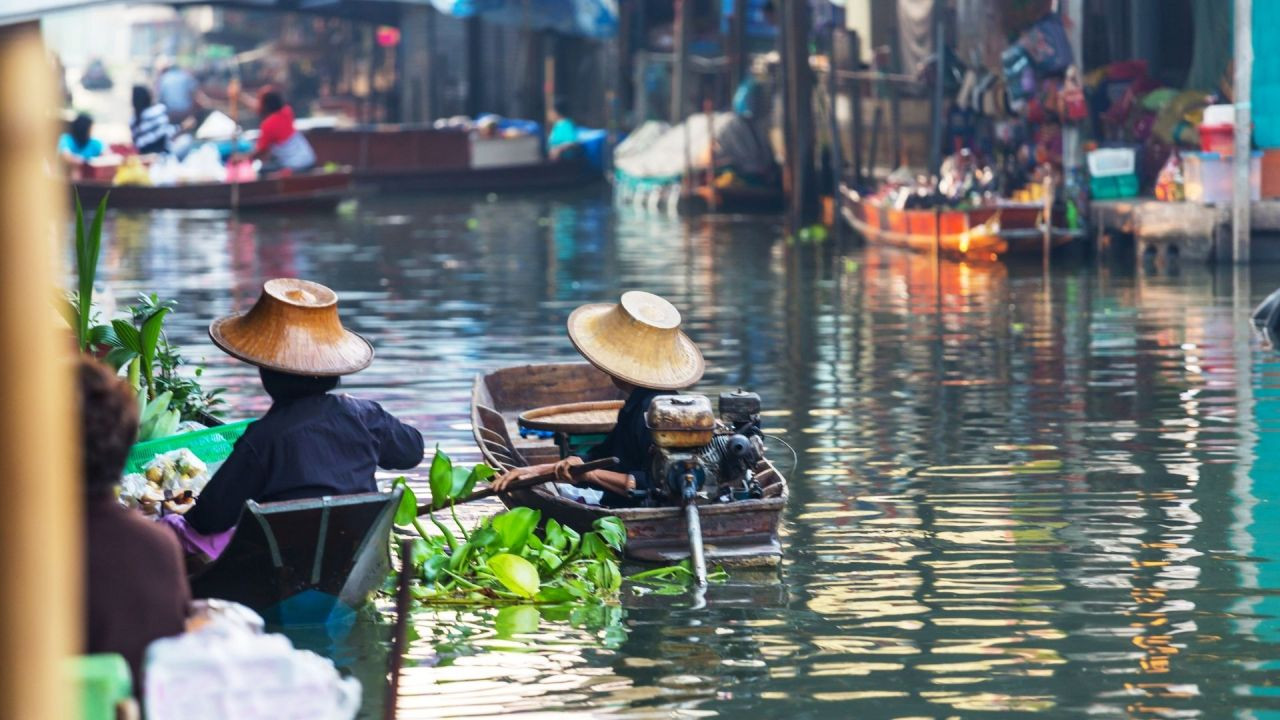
{"left": 305, "top": 124, "right": 600, "bottom": 192}
{"left": 71, "top": 170, "right": 355, "bottom": 211}
{"left": 838, "top": 183, "right": 1082, "bottom": 259}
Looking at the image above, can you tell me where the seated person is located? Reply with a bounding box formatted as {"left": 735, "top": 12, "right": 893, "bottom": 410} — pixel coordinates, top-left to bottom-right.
{"left": 58, "top": 112, "right": 105, "bottom": 169}
{"left": 546, "top": 97, "right": 581, "bottom": 161}
{"left": 251, "top": 87, "right": 317, "bottom": 175}
{"left": 130, "top": 85, "right": 177, "bottom": 155}
{"left": 80, "top": 357, "right": 191, "bottom": 692}
{"left": 163, "top": 279, "right": 424, "bottom": 558}
{"left": 492, "top": 291, "right": 704, "bottom": 506}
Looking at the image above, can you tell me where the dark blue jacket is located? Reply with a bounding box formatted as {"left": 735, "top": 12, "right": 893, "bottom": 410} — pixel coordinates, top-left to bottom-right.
{"left": 586, "top": 387, "right": 663, "bottom": 506}
{"left": 185, "top": 393, "right": 424, "bottom": 533}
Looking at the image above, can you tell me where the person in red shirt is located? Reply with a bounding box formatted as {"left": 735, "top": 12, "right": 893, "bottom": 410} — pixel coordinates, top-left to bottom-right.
{"left": 251, "top": 87, "right": 316, "bottom": 175}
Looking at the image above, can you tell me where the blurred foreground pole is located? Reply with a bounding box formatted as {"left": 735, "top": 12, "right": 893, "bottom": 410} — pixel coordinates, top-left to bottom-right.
{"left": 0, "top": 21, "right": 79, "bottom": 720}
{"left": 1233, "top": 0, "right": 1253, "bottom": 263}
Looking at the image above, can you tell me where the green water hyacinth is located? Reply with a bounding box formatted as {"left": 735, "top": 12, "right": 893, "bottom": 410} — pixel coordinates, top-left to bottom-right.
{"left": 392, "top": 448, "right": 627, "bottom": 605}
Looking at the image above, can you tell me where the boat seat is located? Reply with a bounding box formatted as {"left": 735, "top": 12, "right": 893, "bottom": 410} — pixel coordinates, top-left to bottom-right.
{"left": 189, "top": 488, "right": 402, "bottom": 623}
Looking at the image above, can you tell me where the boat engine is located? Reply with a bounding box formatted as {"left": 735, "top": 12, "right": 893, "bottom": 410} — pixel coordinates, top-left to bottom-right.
{"left": 645, "top": 391, "right": 767, "bottom": 507}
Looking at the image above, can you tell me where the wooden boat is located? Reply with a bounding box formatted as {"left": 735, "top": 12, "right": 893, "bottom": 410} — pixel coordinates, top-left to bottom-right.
{"left": 189, "top": 488, "right": 402, "bottom": 626}
{"left": 305, "top": 125, "right": 597, "bottom": 192}
{"left": 838, "top": 182, "right": 1083, "bottom": 259}
{"left": 471, "top": 362, "right": 788, "bottom": 567}
{"left": 71, "top": 170, "right": 355, "bottom": 211}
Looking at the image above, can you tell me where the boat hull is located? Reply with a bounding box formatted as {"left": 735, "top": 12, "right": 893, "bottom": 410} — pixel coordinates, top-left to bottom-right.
{"left": 471, "top": 363, "right": 787, "bottom": 566}
{"left": 72, "top": 170, "right": 354, "bottom": 211}
{"left": 306, "top": 126, "right": 597, "bottom": 191}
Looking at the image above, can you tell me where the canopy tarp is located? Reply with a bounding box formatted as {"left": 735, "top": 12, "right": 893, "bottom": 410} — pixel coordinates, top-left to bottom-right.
{"left": 428, "top": 0, "right": 616, "bottom": 38}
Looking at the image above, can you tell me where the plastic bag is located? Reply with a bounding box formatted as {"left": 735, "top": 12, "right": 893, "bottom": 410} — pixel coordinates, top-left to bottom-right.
{"left": 113, "top": 155, "right": 151, "bottom": 186}
{"left": 177, "top": 144, "right": 224, "bottom": 184}
{"left": 146, "top": 603, "right": 361, "bottom": 720}
{"left": 1019, "top": 13, "right": 1073, "bottom": 74}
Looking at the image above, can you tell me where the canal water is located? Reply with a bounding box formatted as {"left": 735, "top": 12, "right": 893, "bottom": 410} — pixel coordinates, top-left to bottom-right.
{"left": 97, "top": 189, "right": 1280, "bottom": 718}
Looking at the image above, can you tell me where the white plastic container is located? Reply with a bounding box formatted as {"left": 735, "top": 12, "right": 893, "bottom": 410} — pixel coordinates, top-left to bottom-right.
{"left": 1087, "top": 148, "right": 1136, "bottom": 178}
{"left": 1202, "top": 104, "right": 1235, "bottom": 127}
{"left": 1183, "top": 151, "right": 1261, "bottom": 204}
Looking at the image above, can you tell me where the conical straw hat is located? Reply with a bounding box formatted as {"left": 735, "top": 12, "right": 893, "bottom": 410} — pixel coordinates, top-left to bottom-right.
{"left": 567, "top": 291, "right": 704, "bottom": 391}
{"left": 209, "top": 278, "right": 373, "bottom": 376}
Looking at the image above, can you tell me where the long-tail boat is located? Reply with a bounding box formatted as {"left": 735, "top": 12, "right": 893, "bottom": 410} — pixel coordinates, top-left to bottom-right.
{"left": 838, "top": 183, "right": 1082, "bottom": 259}
{"left": 471, "top": 362, "right": 788, "bottom": 567}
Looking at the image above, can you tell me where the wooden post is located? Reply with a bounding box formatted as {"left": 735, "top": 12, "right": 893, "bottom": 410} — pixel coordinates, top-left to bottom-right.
{"left": 781, "top": 0, "right": 817, "bottom": 225}
{"left": 730, "top": 0, "right": 749, "bottom": 92}
{"left": 826, "top": 26, "right": 845, "bottom": 221}
{"left": 1061, "top": 0, "right": 1084, "bottom": 192}
{"left": 398, "top": 4, "right": 433, "bottom": 123}
{"left": 0, "top": 21, "right": 79, "bottom": 720}
{"left": 1233, "top": 0, "right": 1253, "bottom": 263}
{"left": 928, "top": 0, "right": 945, "bottom": 175}
{"left": 466, "top": 16, "right": 484, "bottom": 118}
{"left": 671, "top": 0, "right": 689, "bottom": 124}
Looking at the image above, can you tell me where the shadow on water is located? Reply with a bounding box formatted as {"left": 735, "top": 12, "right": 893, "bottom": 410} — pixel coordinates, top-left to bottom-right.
{"left": 95, "top": 189, "right": 1280, "bottom": 718}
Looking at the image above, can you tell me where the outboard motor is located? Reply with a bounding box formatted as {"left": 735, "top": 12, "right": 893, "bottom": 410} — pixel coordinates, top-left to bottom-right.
{"left": 1254, "top": 288, "right": 1280, "bottom": 335}
{"left": 644, "top": 391, "right": 770, "bottom": 586}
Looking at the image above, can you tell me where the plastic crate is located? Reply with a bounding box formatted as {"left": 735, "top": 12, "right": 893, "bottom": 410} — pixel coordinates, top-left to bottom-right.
{"left": 72, "top": 654, "right": 131, "bottom": 720}
{"left": 1089, "top": 173, "right": 1139, "bottom": 200}
{"left": 124, "top": 419, "right": 253, "bottom": 475}
{"left": 1087, "top": 148, "right": 1136, "bottom": 177}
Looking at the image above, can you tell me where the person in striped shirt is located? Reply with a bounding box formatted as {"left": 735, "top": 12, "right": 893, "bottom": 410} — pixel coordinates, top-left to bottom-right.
{"left": 131, "top": 85, "right": 176, "bottom": 156}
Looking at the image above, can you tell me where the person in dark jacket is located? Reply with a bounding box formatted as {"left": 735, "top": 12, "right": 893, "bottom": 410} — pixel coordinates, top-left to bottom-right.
{"left": 491, "top": 291, "right": 704, "bottom": 506}
{"left": 163, "top": 278, "right": 424, "bottom": 557}
{"left": 80, "top": 357, "right": 190, "bottom": 693}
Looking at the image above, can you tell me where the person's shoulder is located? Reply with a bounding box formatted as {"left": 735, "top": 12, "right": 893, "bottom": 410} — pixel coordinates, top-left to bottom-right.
{"left": 335, "top": 393, "right": 383, "bottom": 416}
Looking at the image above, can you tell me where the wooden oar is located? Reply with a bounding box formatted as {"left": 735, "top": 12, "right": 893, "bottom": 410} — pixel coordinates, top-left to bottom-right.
{"left": 416, "top": 457, "right": 618, "bottom": 515}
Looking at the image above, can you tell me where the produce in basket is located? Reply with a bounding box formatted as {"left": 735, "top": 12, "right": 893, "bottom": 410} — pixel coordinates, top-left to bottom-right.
{"left": 119, "top": 448, "right": 212, "bottom": 515}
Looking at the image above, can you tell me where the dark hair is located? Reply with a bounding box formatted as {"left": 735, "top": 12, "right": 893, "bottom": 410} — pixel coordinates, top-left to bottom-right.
{"left": 131, "top": 85, "right": 152, "bottom": 119}
{"left": 78, "top": 358, "right": 139, "bottom": 494}
{"left": 259, "top": 368, "right": 338, "bottom": 402}
{"left": 259, "top": 90, "right": 284, "bottom": 116}
{"left": 70, "top": 113, "right": 93, "bottom": 149}
{"left": 552, "top": 96, "right": 570, "bottom": 118}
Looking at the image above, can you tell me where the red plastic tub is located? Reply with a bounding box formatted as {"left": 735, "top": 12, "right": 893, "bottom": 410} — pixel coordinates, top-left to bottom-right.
{"left": 1200, "top": 123, "right": 1235, "bottom": 155}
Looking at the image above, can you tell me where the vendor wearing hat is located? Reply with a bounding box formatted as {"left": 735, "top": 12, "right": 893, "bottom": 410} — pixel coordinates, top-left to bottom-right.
{"left": 492, "top": 291, "right": 704, "bottom": 506}
{"left": 163, "top": 279, "right": 424, "bottom": 557}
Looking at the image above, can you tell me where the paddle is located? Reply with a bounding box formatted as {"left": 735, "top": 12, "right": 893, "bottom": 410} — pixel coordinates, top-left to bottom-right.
{"left": 415, "top": 456, "right": 619, "bottom": 515}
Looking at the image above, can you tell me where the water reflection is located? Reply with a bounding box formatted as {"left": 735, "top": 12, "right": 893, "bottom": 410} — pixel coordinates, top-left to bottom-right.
{"left": 96, "top": 191, "right": 1280, "bottom": 718}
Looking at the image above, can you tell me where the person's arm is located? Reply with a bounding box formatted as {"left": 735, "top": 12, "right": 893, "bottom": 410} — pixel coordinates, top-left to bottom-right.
{"left": 365, "top": 401, "right": 425, "bottom": 470}
{"left": 181, "top": 441, "right": 265, "bottom": 534}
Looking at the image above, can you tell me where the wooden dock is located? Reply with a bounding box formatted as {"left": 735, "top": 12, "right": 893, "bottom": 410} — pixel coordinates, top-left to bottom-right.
{"left": 1092, "top": 199, "right": 1280, "bottom": 263}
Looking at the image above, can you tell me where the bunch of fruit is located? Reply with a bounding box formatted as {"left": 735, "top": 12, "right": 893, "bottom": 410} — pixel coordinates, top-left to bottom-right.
{"left": 119, "top": 448, "right": 210, "bottom": 515}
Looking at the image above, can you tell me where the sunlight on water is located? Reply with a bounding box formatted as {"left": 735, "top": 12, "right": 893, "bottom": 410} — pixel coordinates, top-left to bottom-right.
{"left": 97, "top": 189, "right": 1280, "bottom": 719}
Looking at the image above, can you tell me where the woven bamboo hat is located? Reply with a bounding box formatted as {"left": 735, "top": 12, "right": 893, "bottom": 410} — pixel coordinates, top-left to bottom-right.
{"left": 567, "top": 291, "right": 704, "bottom": 391}
{"left": 209, "top": 278, "right": 373, "bottom": 376}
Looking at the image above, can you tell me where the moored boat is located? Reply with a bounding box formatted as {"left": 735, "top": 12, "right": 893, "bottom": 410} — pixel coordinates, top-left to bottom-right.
{"left": 72, "top": 169, "right": 355, "bottom": 211}
{"left": 305, "top": 125, "right": 599, "bottom": 192}
{"left": 838, "top": 182, "right": 1082, "bottom": 259}
{"left": 471, "top": 362, "right": 788, "bottom": 567}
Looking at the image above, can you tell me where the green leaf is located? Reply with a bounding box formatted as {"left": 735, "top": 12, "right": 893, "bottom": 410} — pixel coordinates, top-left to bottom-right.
{"left": 138, "top": 306, "right": 170, "bottom": 394}
{"left": 592, "top": 516, "right": 626, "bottom": 552}
{"left": 590, "top": 558, "right": 621, "bottom": 592}
{"left": 428, "top": 448, "right": 453, "bottom": 507}
{"left": 534, "top": 586, "right": 575, "bottom": 604}
{"left": 579, "top": 532, "right": 610, "bottom": 561}
{"left": 449, "top": 466, "right": 471, "bottom": 498}
{"left": 393, "top": 478, "right": 418, "bottom": 526}
{"left": 111, "top": 319, "right": 141, "bottom": 353}
{"left": 103, "top": 347, "right": 138, "bottom": 372}
{"left": 492, "top": 507, "right": 540, "bottom": 555}
{"left": 470, "top": 525, "right": 499, "bottom": 549}
{"left": 462, "top": 463, "right": 495, "bottom": 498}
{"left": 544, "top": 519, "right": 567, "bottom": 552}
{"left": 403, "top": 538, "right": 430, "bottom": 571}
{"left": 488, "top": 553, "right": 540, "bottom": 598}
{"left": 421, "top": 553, "right": 449, "bottom": 583}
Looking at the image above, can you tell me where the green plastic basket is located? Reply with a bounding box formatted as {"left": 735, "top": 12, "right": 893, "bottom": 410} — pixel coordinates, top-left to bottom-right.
{"left": 124, "top": 419, "right": 253, "bottom": 475}
{"left": 72, "top": 653, "right": 131, "bottom": 720}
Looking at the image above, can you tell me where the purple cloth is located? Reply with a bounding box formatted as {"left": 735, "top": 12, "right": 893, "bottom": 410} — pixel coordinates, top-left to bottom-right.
{"left": 160, "top": 514, "right": 235, "bottom": 560}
